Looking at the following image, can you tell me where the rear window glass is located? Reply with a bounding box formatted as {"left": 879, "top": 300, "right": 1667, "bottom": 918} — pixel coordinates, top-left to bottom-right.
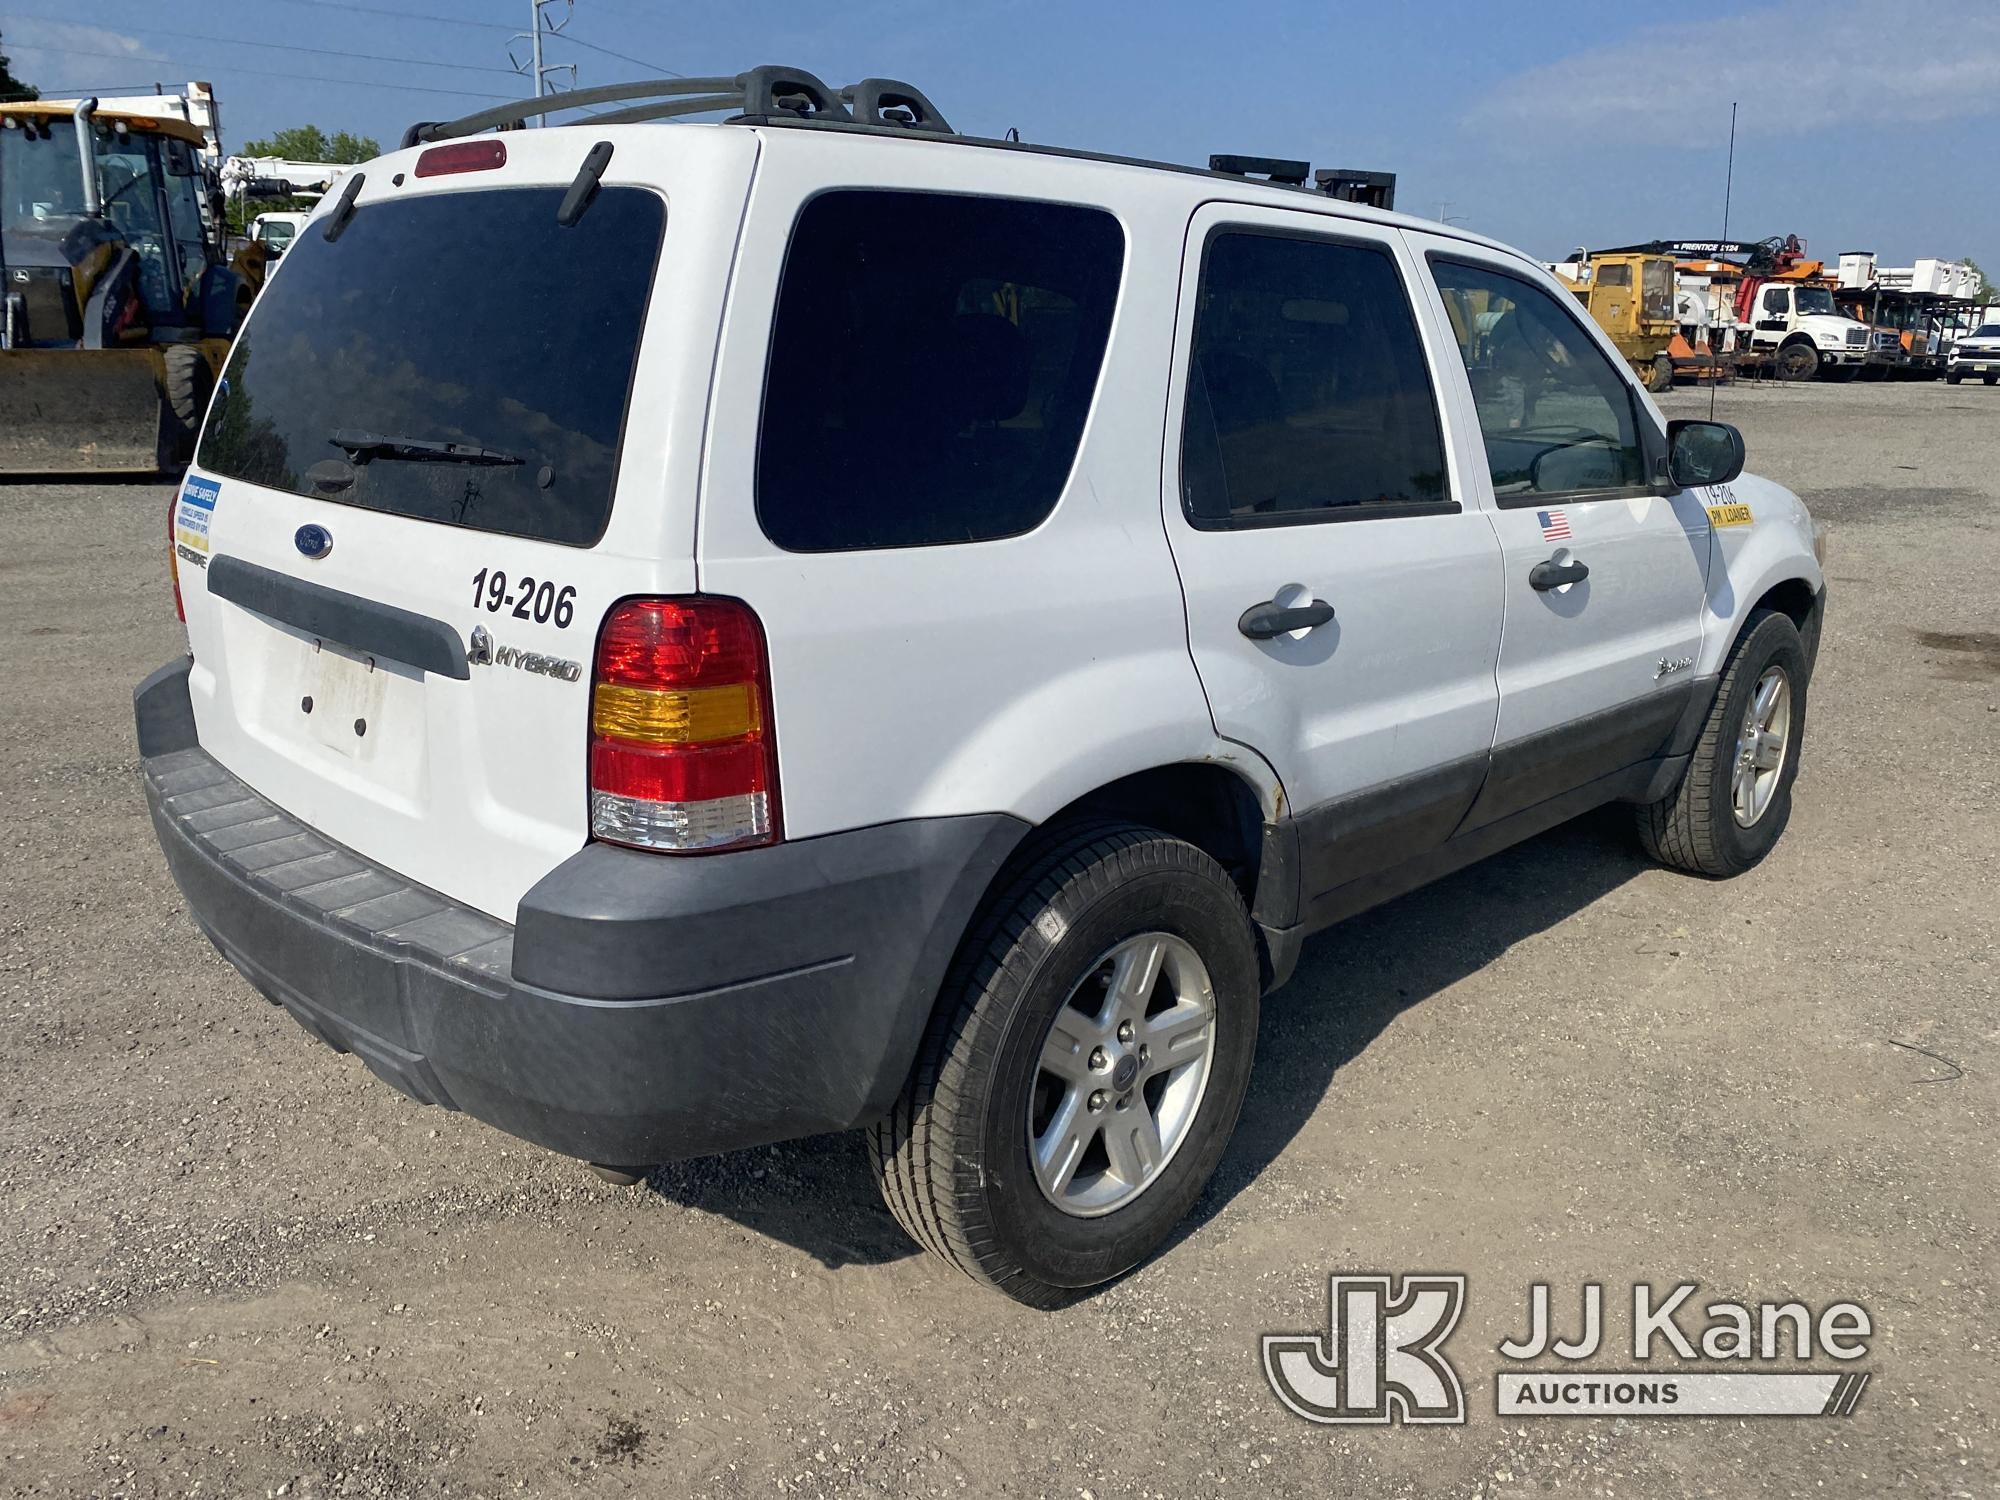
{"left": 756, "top": 190, "right": 1124, "bottom": 552}
{"left": 197, "top": 186, "right": 664, "bottom": 547}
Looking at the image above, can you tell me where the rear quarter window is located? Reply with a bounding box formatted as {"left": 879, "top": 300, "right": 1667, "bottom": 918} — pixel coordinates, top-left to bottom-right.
{"left": 198, "top": 186, "right": 664, "bottom": 547}
{"left": 755, "top": 189, "right": 1124, "bottom": 552}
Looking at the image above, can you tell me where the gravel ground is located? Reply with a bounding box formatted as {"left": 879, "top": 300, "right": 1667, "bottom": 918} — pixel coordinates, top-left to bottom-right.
{"left": 1, "top": 379, "right": 1995, "bottom": 1498}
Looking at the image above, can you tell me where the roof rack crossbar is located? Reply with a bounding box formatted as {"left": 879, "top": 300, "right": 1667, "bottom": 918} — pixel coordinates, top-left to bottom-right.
{"left": 1209, "top": 154, "right": 1310, "bottom": 186}
{"left": 405, "top": 64, "right": 909, "bottom": 147}
{"left": 405, "top": 75, "right": 741, "bottom": 146}
{"left": 581, "top": 94, "right": 749, "bottom": 127}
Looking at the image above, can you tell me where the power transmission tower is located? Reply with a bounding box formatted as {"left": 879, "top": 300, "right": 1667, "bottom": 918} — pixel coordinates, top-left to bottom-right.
{"left": 511, "top": 0, "right": 576, "bottom": 123}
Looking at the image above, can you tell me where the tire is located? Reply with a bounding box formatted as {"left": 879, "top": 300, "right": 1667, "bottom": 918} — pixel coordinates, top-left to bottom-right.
{"left": 869, "top": 821, "right": 1260, "bottom": 1306}
{"left": 1647, "top": 354, "right": 1675, "bottom": 393}
{"left": 1985, "top": 375, "right": 1997, "bottom": 387}
{"left": 1945, "top": 370, "right": 1962, "bottom": 385}
{"left": 159, "top": 345, "right": 212, "bottom": 467}
{"left": 1637, "top": 608, "right": 1810, "bottom": 877}
{"left": 1775, "top": 341, "right": 1819, "bottom": 381}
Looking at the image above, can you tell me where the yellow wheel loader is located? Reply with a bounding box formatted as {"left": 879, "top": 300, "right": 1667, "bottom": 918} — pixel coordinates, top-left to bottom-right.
{"left": 1, "top": 98, "right": 263, "bottom": 474}
{"left": 1552, "top": 250, "right": 1680, "bottom": 392}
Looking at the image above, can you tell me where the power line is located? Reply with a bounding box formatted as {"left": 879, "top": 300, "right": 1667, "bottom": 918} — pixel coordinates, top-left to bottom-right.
{"left": 261, "top": 0, "right": 514, "bottom": 30}
{"left": 0, "top": 13, "right": 524, "bottom": 76}
{"left": 545, "top": 30, "right": 684, "bottom": 78}
{"left": 2, "top": 40, "right": 517, "bottom": 99}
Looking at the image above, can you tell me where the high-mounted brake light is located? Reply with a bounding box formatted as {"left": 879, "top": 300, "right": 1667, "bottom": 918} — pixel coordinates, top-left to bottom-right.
{"left": 588, "top": 598, "right": 779, "bottom": 853}
{"left": 415, "top": 139, "right": 506, "bottom": 178}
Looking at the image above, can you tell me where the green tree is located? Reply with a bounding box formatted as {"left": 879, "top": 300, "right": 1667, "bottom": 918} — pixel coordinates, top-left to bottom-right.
{"left": 0, "top": 27, "right": 38, "bottom": 101}
{"left": 238, "top": 125, "right": 379, "bottom": 164}
{"left": 230, "top": 126, "right": 379, "bottom": 235}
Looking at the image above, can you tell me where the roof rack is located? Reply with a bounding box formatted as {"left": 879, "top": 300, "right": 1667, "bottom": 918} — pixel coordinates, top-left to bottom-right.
{"left": 1314, "top": 168, "right": 1395, "bottom": 211}
{"left": 1209, "top": 154, "right": 1310, "bottom": 187}
{"left": 403, "top": 64, "right": 953, "bottom": 148}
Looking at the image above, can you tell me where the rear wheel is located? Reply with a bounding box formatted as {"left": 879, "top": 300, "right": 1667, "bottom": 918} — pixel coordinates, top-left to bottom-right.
{"left": 1637, "top": 608, "right": 1809, "bottom": 877}
{"left": 1776, "top": 341, "right": 1819, "bottom": 381}
{"left": 869, "top": 822, "right": 1260, "bottom": 1306}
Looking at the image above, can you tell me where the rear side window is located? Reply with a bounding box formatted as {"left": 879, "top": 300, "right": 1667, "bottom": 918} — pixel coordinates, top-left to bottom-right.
{"left": 198, "top": 187, "right": 664, "bottom": 547}
{"left": 1181, "top": 230, "right": 1451, "bottom": 526}
{"left": 756, "top": 190, "right": 1124, "bottom": 552}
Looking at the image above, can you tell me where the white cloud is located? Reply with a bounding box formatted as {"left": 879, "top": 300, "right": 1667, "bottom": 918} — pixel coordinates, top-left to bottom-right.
{"left": 1466, "top": 1, "right": 2000, "bottom": 140}
{"left": 3, "top": 19, "right": 169, "bottom": 86}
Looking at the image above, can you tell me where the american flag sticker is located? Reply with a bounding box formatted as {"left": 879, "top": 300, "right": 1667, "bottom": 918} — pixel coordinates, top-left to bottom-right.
{"left": 1537, "top": 508, "right": 1573, "bottom": 542}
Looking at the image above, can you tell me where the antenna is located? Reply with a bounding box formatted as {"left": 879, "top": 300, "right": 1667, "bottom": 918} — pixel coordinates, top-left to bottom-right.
{"left": 1710, "top": 101, "right": 1737, "bottom": 421}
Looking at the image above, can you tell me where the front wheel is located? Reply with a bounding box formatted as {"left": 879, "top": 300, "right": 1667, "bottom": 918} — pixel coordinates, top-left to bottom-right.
{"left": 1637, "top": 608, "right": 1810, "bottom": 877}
{"left": 1776, "top": 341, "right": 1820, "bottom": 381}
{"left": 869, "top": 823, "right": 1260, "bottom": 1306}
{"left": 1945, "top": 370, "right": 1963, "bottom": 385}
{"left": 1647, "top": 353, "right": 1675, "bottom": 393}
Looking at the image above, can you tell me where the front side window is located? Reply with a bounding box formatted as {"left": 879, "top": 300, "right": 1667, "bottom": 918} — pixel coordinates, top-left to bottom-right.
{"left": 1430, "top": 257, "right": 1650, "bottom": 500}
{"left": 756, "top": 190, "right": 1123, "bottom": 552}
{"left": 1762, "top": 287, "right": 1789, "bottom": 316}
{"left": 1180, "top": 230, "right": 1450, "bottom": 526}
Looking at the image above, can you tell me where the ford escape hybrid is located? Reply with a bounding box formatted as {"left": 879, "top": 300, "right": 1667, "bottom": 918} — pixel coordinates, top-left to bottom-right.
{"left": 137, "top": 67, "right": 1827, "bottom": 1306}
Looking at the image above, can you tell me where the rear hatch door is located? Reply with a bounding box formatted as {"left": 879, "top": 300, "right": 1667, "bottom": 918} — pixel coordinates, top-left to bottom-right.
{"left": 177, "top": 126, "right": 756, "bottom": 921}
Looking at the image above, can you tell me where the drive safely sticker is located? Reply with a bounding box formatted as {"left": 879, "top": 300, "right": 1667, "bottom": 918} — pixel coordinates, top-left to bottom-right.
{"left": 174, "top": 475, "right": 219, "bottom": 560}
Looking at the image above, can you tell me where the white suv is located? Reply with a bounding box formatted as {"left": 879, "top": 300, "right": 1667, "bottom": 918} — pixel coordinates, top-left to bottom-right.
{"left": 1947, "top": 322, "right": 2000, "bottom": 384}
{"left": 137, "top": 68, "right": 1827, "bottom": 1305}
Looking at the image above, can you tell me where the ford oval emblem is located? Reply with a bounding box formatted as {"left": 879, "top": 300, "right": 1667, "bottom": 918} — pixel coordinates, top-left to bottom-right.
{"left": 294, "top": 524, "right": 333, "bottom": 560}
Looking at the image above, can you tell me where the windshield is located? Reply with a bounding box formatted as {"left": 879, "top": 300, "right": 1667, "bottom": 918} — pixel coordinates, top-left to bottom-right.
{"left": 1975, "top": 324, "right": 2000, "bottom": 339}
{"left": 258, "top": 219, "right": 296, "bottom": 247}
{"left": 1794, "top": 287, "right": 1837, "bottom": 317}
{"left": 1, "top": 123, "right": 87, "bottom": 228}
{"left": 197, "top": 186, "right": 664, "bottom": 546}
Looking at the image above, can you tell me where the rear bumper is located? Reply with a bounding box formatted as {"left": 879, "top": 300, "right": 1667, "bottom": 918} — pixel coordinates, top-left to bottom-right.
{"left": 136, "top": 660, "right": 1025, "bottom": 1165}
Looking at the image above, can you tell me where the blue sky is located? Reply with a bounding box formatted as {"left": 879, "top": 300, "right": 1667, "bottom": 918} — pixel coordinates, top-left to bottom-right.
{"left": 4, "top": 0, "right": 1995, "bottom": 271}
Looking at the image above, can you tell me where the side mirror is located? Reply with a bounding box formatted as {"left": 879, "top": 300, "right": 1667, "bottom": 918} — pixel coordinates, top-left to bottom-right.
{"left": 1666, "top": 419, "right": 1745, "bottom": 488}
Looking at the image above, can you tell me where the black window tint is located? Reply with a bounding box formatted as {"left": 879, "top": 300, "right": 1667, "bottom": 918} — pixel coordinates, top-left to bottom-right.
{"left": 1181, "top": 231, "right": 1449, "bottom": 526}
{"left": 756, "top": 190, "right": 1123, "bottom": 552}
{"left": 197, "top": 187, "right": 663, "bottom": 547}
{"left": 1430, "top": 257, "right": 1649, "bottom": 499}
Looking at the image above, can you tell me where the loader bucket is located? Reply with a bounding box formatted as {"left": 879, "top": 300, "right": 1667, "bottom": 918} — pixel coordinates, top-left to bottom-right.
{"left": 0, "top": 348, "right": 167, "bottom": 475}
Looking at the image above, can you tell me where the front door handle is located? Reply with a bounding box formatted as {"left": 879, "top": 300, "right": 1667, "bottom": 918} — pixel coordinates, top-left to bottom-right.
{"left": 1529, "top": 556, "right": 1590, "bottom": 592}
{"left": 1238, "top": 598, "right": 1335, "bottom": 640}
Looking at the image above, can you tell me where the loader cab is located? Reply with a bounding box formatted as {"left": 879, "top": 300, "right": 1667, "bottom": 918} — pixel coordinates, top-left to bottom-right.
{"left": 91, "top": 120, "right": 215, "bottom": 333}
{"left": 1, "top": 106, "right": 217, "bottom": 346}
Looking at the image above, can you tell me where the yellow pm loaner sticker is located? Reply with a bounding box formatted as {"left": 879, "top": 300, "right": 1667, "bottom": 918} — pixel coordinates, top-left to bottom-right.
{"left": 1706, "top": 502, "right": 1754, "bottom": 528}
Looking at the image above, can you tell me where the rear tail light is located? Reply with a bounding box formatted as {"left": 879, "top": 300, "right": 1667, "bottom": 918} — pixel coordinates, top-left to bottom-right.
{"left": 588, "top": 598, "right": 779, "bottom": 852}
{"left": 167, "top": 490, "right": 185, "bottom": 623}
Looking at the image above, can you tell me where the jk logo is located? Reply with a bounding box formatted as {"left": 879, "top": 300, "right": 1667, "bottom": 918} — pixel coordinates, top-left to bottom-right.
{"left": 1263, "top": 1274, "right": 1467, "bottom": 1425}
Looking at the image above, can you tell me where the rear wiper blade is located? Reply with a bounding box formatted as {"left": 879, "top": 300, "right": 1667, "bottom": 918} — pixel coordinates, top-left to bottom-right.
{"left": 330, "top": 430, "right": 523, "bottom": 466}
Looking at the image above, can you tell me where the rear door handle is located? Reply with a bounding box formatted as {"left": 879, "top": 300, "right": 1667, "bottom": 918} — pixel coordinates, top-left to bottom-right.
{"left": 1238, "top": 598, "right": 1336, "bottom": 640}
{"left": 1529, "top": 556, "right": 1589, "bottom": 592}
